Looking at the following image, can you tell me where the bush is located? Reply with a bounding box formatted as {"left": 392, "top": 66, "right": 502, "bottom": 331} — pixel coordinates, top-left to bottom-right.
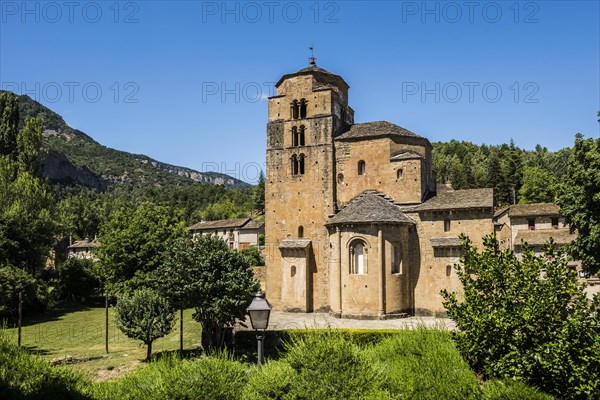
{"left": 442, "top": 235, "right": 600, "bottom": 399}
{"left": 482, "top": 379, "right": 555, "bottom": 400}
{"left": 242, "top": 360, "right": 296, "bottom": 400}
{"left": 57, "top": 258, "right": 102, "bottom": 303}
{"left": 0, "top": 264, "right": 42, "bottom": 317}
{"left": 0, "top": 330, "right": 91, "bottom": 399}
{"left": 93, "top": 353, "right": 247, "bottom": 400}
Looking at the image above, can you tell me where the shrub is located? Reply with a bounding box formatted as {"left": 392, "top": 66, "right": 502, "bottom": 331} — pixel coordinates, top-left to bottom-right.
{"left": 482, "top": 379, "right": 555, "bottom": 400}
{"left": 442, "top": 235, "right": 600, "bottom": 399}
{"left": 115, "top": 288, "right": 176, "bottom": 360}
{"left": 242, "top": 360, "right": 297, "bottom": 400}
{"left": 57, "top": 258, "right": 102, "bottom": 303}
{"left": 93, "top": 353, "right": 247, "bottom": 400}
{"left": 0, "top": 330, "right": 90, "bottom": 399}
{"left": 240, "top": 246, "right": 265, "bottom": 266}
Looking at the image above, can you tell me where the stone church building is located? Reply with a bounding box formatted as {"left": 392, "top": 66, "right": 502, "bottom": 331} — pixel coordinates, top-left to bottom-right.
{"left": 264, "top": 64, "right": 494, "bottom": 318}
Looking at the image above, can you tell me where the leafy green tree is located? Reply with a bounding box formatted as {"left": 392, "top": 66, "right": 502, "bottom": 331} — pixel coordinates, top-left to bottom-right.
{"left": 556, "top": 134, "right": 600, "bottom": 274}
{"left": 115, "top": 288, "right": 176, "bottom": 360}
{"left": 97, "top": 202, "right": 186, "bottom": 293}
{"left": 156, "top": 235, "right": 259, "bottom": 351}
{"left": 441, "top": 235, "right": 600, "bottom": 399}
{"left": 0, "top": 264, "right": 38, "bottom": 317}
{"left": 252, "top": 170, "right": 265, "bottom": 215}
{"left": 518, "top": 166, "right": 556, "bottom": 204}
{"left": 0, "top": 92, "right": 19, "bottom": 159}
{"left": 57, "top": 258, "right": 102, "bottom": 303}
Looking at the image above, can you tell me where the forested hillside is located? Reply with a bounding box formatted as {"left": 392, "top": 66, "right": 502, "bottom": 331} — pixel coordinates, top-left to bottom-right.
{"left": 431, "top": 140, "right": 572, "bottom": 206}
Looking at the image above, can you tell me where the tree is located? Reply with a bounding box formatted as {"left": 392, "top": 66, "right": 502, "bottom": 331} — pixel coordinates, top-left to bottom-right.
{"left": 556, "top": 134, "right": 600, "bottom": 274}
{"left": 97, "top": 201, "right": 186, "bottom": 293}
{"left": 156, "top": 235, "right": 259, "bottom": 351}
{"left": 518, "top": 166, "right": 556, "bottom": 204}
{"left": 441, "top": 235, "right": 600, "bottom": 399}
{"left": 252, "top": 170, "right": 265, "bottom": 215}
{"left": 115, "top": 288, "right": 175, "bottom": 360}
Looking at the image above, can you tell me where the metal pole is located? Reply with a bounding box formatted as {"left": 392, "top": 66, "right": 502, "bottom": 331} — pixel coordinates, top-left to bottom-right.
{"left": 18, "top": 291, "right": 22, "bottom": 347}
{"left": 105, "top": 291, "right": 109, "bottom": 354}
{"left": 256, "top": 331, "right": 264, "bottom": 367}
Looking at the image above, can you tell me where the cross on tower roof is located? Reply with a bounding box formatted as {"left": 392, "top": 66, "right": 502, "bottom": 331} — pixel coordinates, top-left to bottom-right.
{"left": 309, "top": 45, "right": 316, "bottom": 66}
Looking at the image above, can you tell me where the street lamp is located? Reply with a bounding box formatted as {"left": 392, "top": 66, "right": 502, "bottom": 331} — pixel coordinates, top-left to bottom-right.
{"left": 246, "top": 291, "right": 272, "bottom": 367}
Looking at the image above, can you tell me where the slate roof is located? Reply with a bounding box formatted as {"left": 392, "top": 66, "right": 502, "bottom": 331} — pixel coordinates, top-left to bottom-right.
{"left": 514, "top": 228, "right": 576, "bottom": 246}
{"left": 430, "top": 237, "right": 462, "bottom": 247}
{"left": 390, "top": 150, "right": 424, "bottom": 161}
{"left": 327, "top": 191, "right": 415, "bottom": 225}
{"left": 275, "top": 65, "right": 349, "bottom": 89}
{"left": 335, "top": 121, "right": 423, "bottom": 141}
{"left": 189, "top": 218, "right": 251, "bottom": 231}
{"left": 278, "top": 239, "right": 312, "bottom": 249}
{"left": 68, "top": 239, "right": 100, "bottom": 249}
{"left": 508, "top": 203, "right": 560, "bottom": 218}
{"left": 415, "top": 188, "right": 494, "bottom": 211}
{"left": 240, "top": 220, "right": 264, "bottom": 230}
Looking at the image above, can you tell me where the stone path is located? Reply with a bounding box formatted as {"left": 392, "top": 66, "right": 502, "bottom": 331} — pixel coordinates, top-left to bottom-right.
{"left": 244, "top": 311, "right": 455, "bottom": 331}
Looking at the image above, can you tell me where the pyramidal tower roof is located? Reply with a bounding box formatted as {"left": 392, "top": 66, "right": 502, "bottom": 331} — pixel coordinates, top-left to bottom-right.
{"left": 275, "top": 65, "right": 349, "bottom": 89}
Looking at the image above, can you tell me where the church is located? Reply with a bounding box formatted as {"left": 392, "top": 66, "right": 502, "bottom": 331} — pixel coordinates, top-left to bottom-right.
{"left": 264, "top": 63, "right": 494, "bottom": 318}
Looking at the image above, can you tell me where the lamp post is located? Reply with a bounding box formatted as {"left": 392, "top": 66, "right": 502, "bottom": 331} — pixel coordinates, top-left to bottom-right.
{"left": 246, "top": 291, "right": 272, "bottom": 367}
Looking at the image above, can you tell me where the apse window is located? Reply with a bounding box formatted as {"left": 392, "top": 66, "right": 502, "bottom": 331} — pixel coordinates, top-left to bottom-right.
{"left": 391, "top": 245, "right": 402, "bottom": 274}
{"left": 358, "top": 160, "right": 366, "bottom": 175}
{"left": 350, "top": 240, "right": 367, "bottom": 275}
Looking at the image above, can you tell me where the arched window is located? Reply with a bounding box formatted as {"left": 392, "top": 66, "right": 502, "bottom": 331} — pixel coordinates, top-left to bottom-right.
{"left": 299, "top": 125, "right": 305, "bottom": 146}
{"left": 446, "top": 265, "right": 452, "bottom": 277}
{"left": 298, "top": 226, "right": 304, "bottom": 238}
{"left": 299, "top": 99, "right": 307, "bottom": 118}
{"left": 291, "top": 265, "right": 297, "bottom": 277}
{"left": 396, "top": 169, "right": 403, "bottom": 179}
{"left": 350, "top": 239, "right": 367, "bottom": 274}
{"left": 292, "top": 126, "right": 298, "bottom": 147}
{"left": 358, "top": 160, "right": 366, "bottom": 175}
{"left": 391, "top": 244, "right": 402, "bottom": 274}
{"left": 337, "top": 173, "right": 344, "bottom": 184}
{"left": 444, "top": 219, "right": 451, "bottom": 232}
{"left": 291, "top": 100, "right": 299, "bottom": 119}
{"left": 291, "top": 155, "right": 298, "bottom": 175}
{"left": 299, "top": 154, "right": 305, "bottom": 175}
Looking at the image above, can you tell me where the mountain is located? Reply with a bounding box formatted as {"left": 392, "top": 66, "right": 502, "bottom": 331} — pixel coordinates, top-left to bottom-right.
{"left": 5, "top": 90, "right": 249, "bottom": 190}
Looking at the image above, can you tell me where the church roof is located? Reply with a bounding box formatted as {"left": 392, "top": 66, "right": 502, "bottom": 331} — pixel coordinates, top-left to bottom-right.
{"left": 327, "top": 191, "right": 415, "bottom": 225}
{"left": 334, "top": 121, "right": 425, "bottom": 142}
{"left": 275, "top": 65, "right": 349, "bottom": 89}
{"left": 416, "top": 188, "right": 494, "bottom": 211}
{"left": 514, "top": 228, "right": 575, "bottom": 246}
{"left": 390, "top": 150, "right": 424, "bottom": 161}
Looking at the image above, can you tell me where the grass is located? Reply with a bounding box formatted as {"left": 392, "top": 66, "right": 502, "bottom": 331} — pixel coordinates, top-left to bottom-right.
{"left": 2, "top": 304, "right": 199, "bottom": 381}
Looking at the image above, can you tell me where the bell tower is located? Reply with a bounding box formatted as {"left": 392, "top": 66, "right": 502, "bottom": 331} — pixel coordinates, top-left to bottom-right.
{"left": 265, "top": 64, "right": 354, "bottom": 312}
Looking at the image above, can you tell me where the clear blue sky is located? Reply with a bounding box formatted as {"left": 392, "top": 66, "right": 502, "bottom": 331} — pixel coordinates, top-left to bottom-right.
{"left": 1, "top": 1, "right": 598, "bottom": 183}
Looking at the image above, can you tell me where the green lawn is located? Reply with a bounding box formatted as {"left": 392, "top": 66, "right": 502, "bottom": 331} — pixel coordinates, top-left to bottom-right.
{"left": 2, "top": 305, "right": 199, "bottom": 381}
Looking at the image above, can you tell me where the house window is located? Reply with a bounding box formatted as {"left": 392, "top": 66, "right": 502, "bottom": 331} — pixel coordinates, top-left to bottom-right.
{"left": 298, "top": 226, "right": 304, "bottom": 238}
{"left": 358, "top": 160, "right": 366, "bottom": 175}
{"left": 444, "top": 219, "right": 451, "bottom": 232}
{"left": 350, "top": 240, "right": 367, "bottom": 274}
{"left": 396, "top": 169, "right": 403, "bottom": 179}
{"left": 299, "top": 125, "right": 305, "bottom": 146}
{"left": 292, "top": 126, "right": 298, "bottom": 146}
{"left": 552, "top": 217, "right": 559, "bottom": 229}
{"left": 528, "top": 219, "right": 536, "bottom": 230}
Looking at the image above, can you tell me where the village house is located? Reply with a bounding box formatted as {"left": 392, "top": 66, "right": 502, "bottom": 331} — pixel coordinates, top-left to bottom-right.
{"left": 67, "top": 238, "right": 100, "bottom": 260}
{"left": 264, "top": 63, "right": 495, "bottom": 318}
{"left": 189, "top": 218, "right": 264, "bottom": 250}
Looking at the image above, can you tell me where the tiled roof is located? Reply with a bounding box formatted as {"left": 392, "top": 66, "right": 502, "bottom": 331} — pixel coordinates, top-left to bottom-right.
{"left": 275, "top": 65, "right": 349, "bottom": 89}
{"left": 68, "top": 239, "right": 100, "bottom": 249}
{"left": 508, "top": 203, "right": 560, "bottom": 218}
{"left": 334, "top": 121, "right": 423, "bottom": 141}
{"left": 390, "top": 150, "right": 424, "bottom": 161}
{"left": 189, "top": 218, "right": 251, "bottom": 231}
{"left": 416, "top": 188, "right": 494, "bottom": 211}
{"left": 431, "top": 237, "right": 462, "bottom": 247}
{"left": 327, "top": 191, "right": 415, "bottom": 225}
{"left": 279, "top": 239, "right": 312, "bottom": 249}
{"left": 514, "top": 228, "right": 576, "bottom": 246}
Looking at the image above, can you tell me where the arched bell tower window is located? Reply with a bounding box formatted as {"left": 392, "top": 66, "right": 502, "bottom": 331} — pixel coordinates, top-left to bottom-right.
{"left": 358, "top": 160, "right": 366, "bottom": 175}
{"left": 291, "top": 154, "right": 298, "bottom": 175}
{"left": 299, "top": 125, "right": 305, "bottom": 146}
{"left": 292, "top": 126, "right": 298, "bottom": 147}
{"left": 299, "top": 99, "right": 307, "bottom": 118}
{"left": 299, "top": 153, "right": 305, "bottom": 175}
{"left": 350, "top": 239, "right": 367, "bottom": 275}
{"left": 291, "top": 100, "right": 299, "bottom": 120}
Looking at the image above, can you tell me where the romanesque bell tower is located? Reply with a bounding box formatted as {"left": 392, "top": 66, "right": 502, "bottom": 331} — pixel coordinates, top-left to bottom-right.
{"left": 265, "top": 64, "right": 354, "bottom": 312}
